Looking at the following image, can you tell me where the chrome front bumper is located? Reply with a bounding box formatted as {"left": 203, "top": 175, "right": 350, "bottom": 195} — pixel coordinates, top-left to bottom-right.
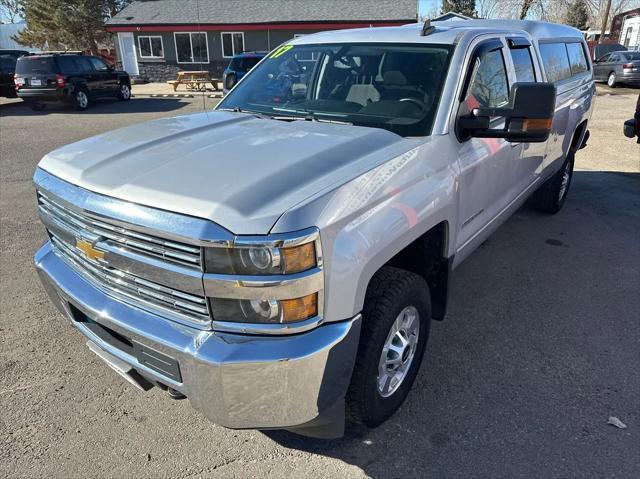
{"left": 35, "top": 241, "right": 361, "bottom": 437}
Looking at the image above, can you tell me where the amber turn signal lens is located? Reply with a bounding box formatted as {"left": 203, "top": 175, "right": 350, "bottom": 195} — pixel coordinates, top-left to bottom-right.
{"left": 281, "top": 293, "right": 318, "bottom": 323}
{"left": 523, "top": 118, "right": 552, "bottom": 131}
{"left": 282, "top": 242, "right": 316, "bottom": 273}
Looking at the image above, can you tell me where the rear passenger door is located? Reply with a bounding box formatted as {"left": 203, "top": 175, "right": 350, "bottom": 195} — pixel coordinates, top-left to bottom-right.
{"left": 505, "top": 37, "right": 545, "bottom": 193}
{"left": 455, "top": 38, "right": 521, "bottom": 249}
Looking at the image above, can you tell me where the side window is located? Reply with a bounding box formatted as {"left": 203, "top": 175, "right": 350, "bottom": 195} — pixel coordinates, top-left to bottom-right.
{"left": 77, "top": 57, "right": 94, "bottom": 73}
{"left": 566, "top": 43, "right": 588, "bottom": 75}
{"left": 539, "top": 42, "right": 572, "bottom": 83}
{"left": 56, "top": 56, "right": 78, "bottom": 73}
{"left": 466, "top": 48, "right": 509, "bottom": 108}
{"left": 509, "top": 47, "right": 536, "bottom": 82}
{"left": 88, "top": 57, "right": 108, "bottom": 71}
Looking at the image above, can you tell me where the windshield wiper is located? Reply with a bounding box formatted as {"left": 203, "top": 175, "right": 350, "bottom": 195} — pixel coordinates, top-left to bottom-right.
{"left": 218, "top": 107, "right": 352, "bottom": 125}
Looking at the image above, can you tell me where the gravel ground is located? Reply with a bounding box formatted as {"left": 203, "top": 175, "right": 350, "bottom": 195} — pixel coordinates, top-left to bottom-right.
{"left": 1, "top": 87, "right": 639, "bottom": 479}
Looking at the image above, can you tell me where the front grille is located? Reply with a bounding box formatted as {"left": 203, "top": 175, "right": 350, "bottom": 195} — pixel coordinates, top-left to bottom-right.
{"left": 50, "top": 233, "right": 210, "bottom": 323}
{"left": 37, "top": 192, "right": 201, "bottom": 268}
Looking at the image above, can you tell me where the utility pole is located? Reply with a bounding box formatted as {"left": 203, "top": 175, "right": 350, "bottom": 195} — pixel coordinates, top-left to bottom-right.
{"left": 599, "top": 0, "right": 612, "bottom": 43}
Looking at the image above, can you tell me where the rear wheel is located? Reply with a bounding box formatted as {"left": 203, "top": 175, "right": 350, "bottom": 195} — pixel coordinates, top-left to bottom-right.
{"left": 530, "top": 151, "right": 574, "bottom": 214}
{"left": 607, "top": 72, "right": 617, "bottom": 88}
{"left": 346, "top": 266, "right": 430, "bottom": 428}
{"left": 117, "top": 82, "right": 131, "bottom": 101}
{"left": 72, "top": 86, "right": 89, "bottom": 110}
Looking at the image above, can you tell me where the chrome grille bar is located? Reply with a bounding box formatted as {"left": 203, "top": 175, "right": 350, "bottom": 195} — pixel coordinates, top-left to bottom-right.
{"left": 50, "top": 234, "right": 209, "bottom": 322}
{"left": 38, "top": 192, "right": 202, "bottom": 268}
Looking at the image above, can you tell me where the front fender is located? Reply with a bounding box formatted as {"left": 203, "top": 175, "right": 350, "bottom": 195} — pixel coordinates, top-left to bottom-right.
{"left": 272, "top": 136, "right": 458, "bottom": 322}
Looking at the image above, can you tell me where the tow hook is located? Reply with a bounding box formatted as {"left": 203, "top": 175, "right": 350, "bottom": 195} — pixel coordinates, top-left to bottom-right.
{"left": 167, "top": 388, "right": 186, "bottom": 400}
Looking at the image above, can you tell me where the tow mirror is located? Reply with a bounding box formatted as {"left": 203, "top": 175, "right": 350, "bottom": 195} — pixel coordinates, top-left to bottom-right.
{"left": 458, "top": 82, "right": 556, "bottom": 143}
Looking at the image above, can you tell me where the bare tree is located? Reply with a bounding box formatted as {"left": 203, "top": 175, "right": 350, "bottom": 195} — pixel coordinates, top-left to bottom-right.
{"left": 0, "top": 0, "right": 23, "bottom": 23}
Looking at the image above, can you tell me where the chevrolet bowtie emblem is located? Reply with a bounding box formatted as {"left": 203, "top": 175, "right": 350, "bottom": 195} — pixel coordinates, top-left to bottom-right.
{"left": 76, "top": 239, "right": 105, "bottom": 262}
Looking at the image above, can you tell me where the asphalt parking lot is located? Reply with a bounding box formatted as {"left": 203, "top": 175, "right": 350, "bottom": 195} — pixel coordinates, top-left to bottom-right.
{"left": 1, "top": 88, "right": 639, "bottom": 478}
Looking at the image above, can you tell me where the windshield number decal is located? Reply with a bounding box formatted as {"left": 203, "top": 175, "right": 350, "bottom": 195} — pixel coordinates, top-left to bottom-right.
{"left": 270, "top": 45, "right": 293, "bottom": 58}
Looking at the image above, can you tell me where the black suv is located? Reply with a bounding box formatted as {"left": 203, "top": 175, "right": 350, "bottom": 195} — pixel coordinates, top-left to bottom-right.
{"left": 14, "top": 53, "right": 131, "bottom": 110}
{"left": 0, "top": 49, "right": 29, "bottom": 98}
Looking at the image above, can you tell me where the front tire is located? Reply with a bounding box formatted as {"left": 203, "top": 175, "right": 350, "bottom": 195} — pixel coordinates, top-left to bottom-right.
{"left": 607, "top": 72, "right": 617, "bottom": 88}
{"left": 530, "top": 151, "right": 574, "bottom": 214}
{"left": 346, "top": 266, "right": 430, "bottom": 428}
{"left": 72, "top": 86, "right": 89, "bottom": 110}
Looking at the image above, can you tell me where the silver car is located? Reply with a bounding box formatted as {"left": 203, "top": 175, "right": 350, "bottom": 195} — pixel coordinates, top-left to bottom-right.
{"left": 593, "top": 50, "right": 640, "bottom": 87}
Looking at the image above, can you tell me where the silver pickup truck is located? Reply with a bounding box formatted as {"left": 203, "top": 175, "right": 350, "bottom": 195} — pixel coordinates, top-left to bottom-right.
{"left": 34, "top": 20, "right": 594, "bottom": 438}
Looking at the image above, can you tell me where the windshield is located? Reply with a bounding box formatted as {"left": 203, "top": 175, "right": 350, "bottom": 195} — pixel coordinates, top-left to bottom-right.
{"left": 218, "top": 43, "right": 453, "bottom": 137}
{"left": 229, "top": 56, "right": 263, "bottom": 71}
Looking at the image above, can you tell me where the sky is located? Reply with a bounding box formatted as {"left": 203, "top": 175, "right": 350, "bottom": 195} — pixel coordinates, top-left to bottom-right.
{"left": 419, "top": 0, "right": 441, "bottom": 18}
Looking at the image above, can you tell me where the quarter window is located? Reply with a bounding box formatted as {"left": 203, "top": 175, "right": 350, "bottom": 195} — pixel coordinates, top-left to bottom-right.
{"left": 175, "top": 32, "right": 209, "bottom": 63}
{"left": 566, "top": 42, "right": 588, "bottom": 75}
{"left": 138, "top": 36, "right": 164, "bottom": 58}
{"left": 539, "top": 42, "right": 572, "bottom": 83}
{"left": 466, "top": 49, "right": 509, "bottom": 108}
{"left": 509, "top": 47, "right": 536, "bottom": 82}
{"left": 222, "top": 32, "right": 244, "bottom": 58}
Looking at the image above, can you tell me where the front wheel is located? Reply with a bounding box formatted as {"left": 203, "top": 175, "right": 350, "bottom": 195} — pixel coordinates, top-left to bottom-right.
{"left": 530, "top": 151, "right": 574, "bottom": 214}
{"left": 117, "top": 82, "right": 131, "bottom": 101}
{"left": 346, "top": 266, "right": 430, "bottom": 428}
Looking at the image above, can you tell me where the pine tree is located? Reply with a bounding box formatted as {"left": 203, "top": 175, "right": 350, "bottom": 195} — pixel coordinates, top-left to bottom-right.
{"left": 441, "top": 0, "right": 476, "bottom": 18}
{"left": 14, "top": 0, "right": 129, "bottom": 52}
{"left": 564, "top": 0, "right": 589, "bottom": 31}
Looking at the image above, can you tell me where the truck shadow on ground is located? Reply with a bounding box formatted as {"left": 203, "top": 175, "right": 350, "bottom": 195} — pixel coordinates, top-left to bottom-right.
{"left": 265, "top": 170, "right": 640, "bottom": 478}
{"left": 0, "top": 97, "right": 192, "bottom": 116}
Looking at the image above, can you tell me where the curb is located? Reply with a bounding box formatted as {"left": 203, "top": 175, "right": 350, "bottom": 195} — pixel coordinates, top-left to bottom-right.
{"left": 132, "top": 93, "right": 224, "bottom": 99}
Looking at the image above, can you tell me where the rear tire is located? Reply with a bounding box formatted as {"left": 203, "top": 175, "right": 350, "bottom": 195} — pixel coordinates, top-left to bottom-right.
{"left": 530, "top": 151, "right": 574, "bottom": 214}
{"left": 346, "top": 266, "right": 430, "bottom": 428}
{"left": 72, "top": 86, "right": 89, "bottom": 110}
{"left": 607, "top": 72, "right": 617, "bottom": 88}
{"left": 117, "top": 82, "right": 131, "bottom": 101}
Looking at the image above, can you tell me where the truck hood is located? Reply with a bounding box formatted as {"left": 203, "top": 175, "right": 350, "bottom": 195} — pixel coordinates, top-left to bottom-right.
{"left": 38, "top": 111, "right": 415, "bottom": 234}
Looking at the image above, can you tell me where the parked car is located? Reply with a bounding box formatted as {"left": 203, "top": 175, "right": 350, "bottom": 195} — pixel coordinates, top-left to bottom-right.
{"left": 593, "top": 50, "right": 640, "bottom": 87}
{"left": 33, "top": 20, "right": 593, "bottom": 439}
{"left": 14, "top": 53, "right": 131, "bottom": 110}
{"left": 222, "top": 51, "right": 267, "bottom": 93}
{"left": 0, "top": 49, "right": 30, "bottom": 98}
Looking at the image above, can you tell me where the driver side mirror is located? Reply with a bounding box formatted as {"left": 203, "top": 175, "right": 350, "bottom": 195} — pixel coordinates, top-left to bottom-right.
{"left": 457, "top": 82, "right": 556, "bottom": 143}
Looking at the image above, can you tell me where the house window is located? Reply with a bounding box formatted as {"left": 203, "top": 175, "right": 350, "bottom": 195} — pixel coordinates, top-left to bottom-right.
{"left": 174, "top": 32, "right": 209, "bottom": 63}
{"left": 623, "top": 26, "right": 633, "bottom": 48}
{"left": 222, "top": 32, "right": 244, "bottom": 58}
{"left": 138, "top": 36, "right": 164, "bottom": 58}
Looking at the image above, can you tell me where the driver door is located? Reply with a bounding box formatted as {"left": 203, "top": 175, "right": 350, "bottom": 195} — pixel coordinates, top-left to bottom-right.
{"left": 454, "top": 38, "right": 521, "bottom": 252}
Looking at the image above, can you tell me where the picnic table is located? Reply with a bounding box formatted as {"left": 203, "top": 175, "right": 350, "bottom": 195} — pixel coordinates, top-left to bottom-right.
{"left": 167, "top": 71, "right": 220, "bottom": 92}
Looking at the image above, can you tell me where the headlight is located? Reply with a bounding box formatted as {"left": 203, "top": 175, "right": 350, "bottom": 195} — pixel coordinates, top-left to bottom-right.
{"left": 204, "top": 241, "right": 316, "bottom": 275}
{"left": 205, "top": 230, "right": 323, "bottom": 326}
{"left": 210, "top": 293, "right": 318, "bottom": 324}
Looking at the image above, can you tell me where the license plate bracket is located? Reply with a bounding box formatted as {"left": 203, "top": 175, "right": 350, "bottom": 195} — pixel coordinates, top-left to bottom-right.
{"left": 87, "top": 341, "right": 154, "bottom": 391}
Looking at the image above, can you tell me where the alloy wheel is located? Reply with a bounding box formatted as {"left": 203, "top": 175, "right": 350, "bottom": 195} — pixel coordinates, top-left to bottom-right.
{"left": 377, "top": 305, "right": 420, "bottom": 397}
{"left": 76, "top": 91, "right": 88, "bottom": 109}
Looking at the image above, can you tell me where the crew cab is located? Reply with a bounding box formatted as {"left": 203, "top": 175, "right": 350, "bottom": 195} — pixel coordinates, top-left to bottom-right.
{"left": 33, "top": 20, "right": 593, "bottom": 438}
{"left": 15, "top": 53, "right": 131, "bottom": 110}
